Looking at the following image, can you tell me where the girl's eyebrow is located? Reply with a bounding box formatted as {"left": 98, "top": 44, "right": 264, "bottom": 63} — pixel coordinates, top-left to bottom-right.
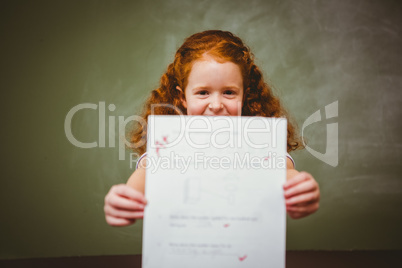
{"left": 192, "top": 86, "right": 241, "bottom": 92}
{"left": 191, "top": 86, "right": 210, "bottom": 93}
{"left": 192, "top": 86, "right": 209, "bottom": 91}
{"left": 222, "top": 86, "right": 241, "bottom": 91}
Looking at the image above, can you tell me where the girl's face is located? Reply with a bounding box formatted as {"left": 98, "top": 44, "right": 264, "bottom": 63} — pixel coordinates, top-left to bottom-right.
{"left": 179, "top": 58, "right": 244, "bottom": 116}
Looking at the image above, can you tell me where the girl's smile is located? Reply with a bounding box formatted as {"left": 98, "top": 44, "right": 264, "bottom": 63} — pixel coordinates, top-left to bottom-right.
{"left": 178, "top": 57, "right": 244, "bottom": 116}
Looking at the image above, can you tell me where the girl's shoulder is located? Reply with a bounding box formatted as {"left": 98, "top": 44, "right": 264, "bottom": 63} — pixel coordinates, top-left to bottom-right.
{"left": 136, "top": 153, "right": 148, "bottom": 169}
{"left": 286, "top": 153, "right": 295, "bottom": 168}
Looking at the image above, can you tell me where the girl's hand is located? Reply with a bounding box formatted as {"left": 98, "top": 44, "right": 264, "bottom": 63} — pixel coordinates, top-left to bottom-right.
{"left": 104, "top": 184, "right": 148, "bottom": 226}
{"left": 283, "top": 172, "right": 320, "bottom": 219}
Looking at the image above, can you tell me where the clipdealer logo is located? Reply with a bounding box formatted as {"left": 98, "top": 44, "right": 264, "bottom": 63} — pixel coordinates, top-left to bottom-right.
{"left": 64, "top": 101, "right": 338, "bottom": 167}
{"left": 64, "top": 102, "right": 147, "bottom": 160}
{"left": 301, "top": 101, "right": 338, "bottom": 167}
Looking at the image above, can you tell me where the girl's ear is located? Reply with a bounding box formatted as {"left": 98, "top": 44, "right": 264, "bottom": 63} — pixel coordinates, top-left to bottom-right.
{"left": 176, "top": 86, "right": 187, "bottom": 108}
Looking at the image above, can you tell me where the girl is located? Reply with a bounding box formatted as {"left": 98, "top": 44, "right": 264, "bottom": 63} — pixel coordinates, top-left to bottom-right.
{"left": 104, "top": 30, "right": 320, "bottom": 226}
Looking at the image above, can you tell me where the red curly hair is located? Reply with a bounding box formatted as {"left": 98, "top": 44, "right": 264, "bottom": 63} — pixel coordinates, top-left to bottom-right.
{"left": 130, "top": 30, "right": 303, "bottom": 155}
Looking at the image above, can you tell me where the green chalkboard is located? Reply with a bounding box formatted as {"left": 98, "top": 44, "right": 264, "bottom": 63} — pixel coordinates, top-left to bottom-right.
{"left": 1, "top": 0, "right": 401, "bottom": 260}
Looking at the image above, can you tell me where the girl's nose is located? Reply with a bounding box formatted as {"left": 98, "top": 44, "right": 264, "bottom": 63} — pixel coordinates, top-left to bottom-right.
{"left": 208, "top": 99, "right": 223, "bottom": 112}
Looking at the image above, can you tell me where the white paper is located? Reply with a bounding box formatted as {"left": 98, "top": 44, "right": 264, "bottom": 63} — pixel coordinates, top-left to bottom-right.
{"left": 142, "top": 115, "right": 287, "bottom": 268}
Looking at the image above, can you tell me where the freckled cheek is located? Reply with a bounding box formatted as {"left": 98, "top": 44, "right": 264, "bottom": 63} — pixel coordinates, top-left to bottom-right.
{"left": 227, "top": 101, "right": 242, "bottom": 116}
{"left": 229, "top": 107, "right": 240, "bottom": 116}
{"left": 187, "top": 101, "right": 207, "bottom": 115}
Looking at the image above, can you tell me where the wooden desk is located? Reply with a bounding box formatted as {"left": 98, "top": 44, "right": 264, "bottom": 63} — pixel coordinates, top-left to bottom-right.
{"left": 1, "top": 251, "right": 401, "bottom": 268}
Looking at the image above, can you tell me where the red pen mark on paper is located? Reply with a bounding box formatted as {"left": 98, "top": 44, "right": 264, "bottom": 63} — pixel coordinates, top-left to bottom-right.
{"left": 238, "top": 255, "right": 247, "bottom": 261}
{"left": 264, "top": 156, "right": 270, "bottom": 160}
{"left": 155, "top": 142, "right": 164, "bottom": 157}
{"left": 223, "top": 223, "right": 230, "bottom": 228}
{"left": 155, "top": 136, "right": 168, "bottom": 157}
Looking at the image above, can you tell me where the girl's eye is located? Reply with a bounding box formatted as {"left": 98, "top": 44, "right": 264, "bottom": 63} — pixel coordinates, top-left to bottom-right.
{"left": 198, "top": 91, "right": 208, "bottom": 95}
{"left": 224, "top": 90, "right": 235, "bottom": 95}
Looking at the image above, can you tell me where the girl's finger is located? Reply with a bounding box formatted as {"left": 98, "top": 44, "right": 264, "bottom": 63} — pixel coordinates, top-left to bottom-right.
{"left": 105, "top": 194, "right": 146, "bottom": 211}
{"left": 286, "top": 202, "right": 319, "bottom": 214}
{"left": 284, "top": 180, "right": 318, "bottom": 198}
{"left": 287, "top": 211, "right": 305, "bottom": 220}
{"left": 283, "top": 172, "right": 312, "bottom": 189}
{"left": 112, "top": 184, "right": 148, "bottom": 204}
{"left": 105, "top": 215, "right": 137, "bottom": 227}
{"left": 105, "top": 205, "right": 145, "bottom": 219}
{"left": 285, "top": 191, "right": 320, "bottom": 206}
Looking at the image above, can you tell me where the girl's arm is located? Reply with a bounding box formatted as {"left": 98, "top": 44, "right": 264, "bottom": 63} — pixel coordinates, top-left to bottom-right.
{"left": 104, "top": 158, "right": 147, "bottom": 226}
{"left": 284, "top": 158, "right": 320, "bottom": 219}
{"left": 126, "top": 158, "right": 146, "bottom": 194}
